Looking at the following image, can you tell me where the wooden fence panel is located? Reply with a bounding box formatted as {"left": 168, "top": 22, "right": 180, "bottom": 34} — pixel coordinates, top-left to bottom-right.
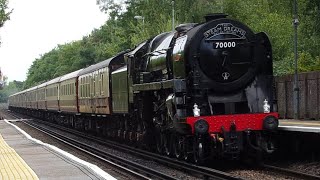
{"left": 275, "top": 71, "right": 320, "bottom": 120}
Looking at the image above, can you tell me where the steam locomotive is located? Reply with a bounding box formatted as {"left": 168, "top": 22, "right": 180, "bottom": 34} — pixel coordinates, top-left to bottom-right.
{"left": 9, "top": 14, "right": 278, "bottom": 163}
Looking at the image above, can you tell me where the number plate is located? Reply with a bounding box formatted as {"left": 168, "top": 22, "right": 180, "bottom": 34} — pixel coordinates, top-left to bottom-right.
{"left": 213, "top": 41, "right": 236, "bottom": 49}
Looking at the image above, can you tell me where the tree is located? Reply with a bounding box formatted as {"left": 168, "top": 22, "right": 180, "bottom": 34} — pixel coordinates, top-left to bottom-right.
{"left": 0, "top": 0, "right": 12, "bottom": 44}
{"left": 0, "top": 80, "right": 23, "bottom": 103}
{"left": 23, "top": 0, "right": 320, "bottom": 88}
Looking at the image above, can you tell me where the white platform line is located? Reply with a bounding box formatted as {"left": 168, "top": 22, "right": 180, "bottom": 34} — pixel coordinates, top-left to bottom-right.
{"left": 279, "top": 125, "right": 320, "bottom": 133}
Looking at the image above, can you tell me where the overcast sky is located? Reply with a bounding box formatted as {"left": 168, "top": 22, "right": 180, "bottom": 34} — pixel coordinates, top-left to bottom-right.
{"left": 0, "top": 0, "right": 108, "bottom": 81}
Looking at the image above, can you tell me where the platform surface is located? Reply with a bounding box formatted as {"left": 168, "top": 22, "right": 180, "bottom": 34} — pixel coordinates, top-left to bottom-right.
{"left": 279, "top": 119, "right": 320, "bottom": 133}
{"left": 0, "top": 120, "right": 114, "bottom": 180}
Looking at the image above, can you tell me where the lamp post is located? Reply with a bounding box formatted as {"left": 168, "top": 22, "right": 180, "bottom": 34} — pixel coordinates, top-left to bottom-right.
{"left": 134, "top": 15, "right": 145, "bottom": 30}
{"left": 293, "top": 0, "right": 299, "bottom": 119}
{"left": 172, "top": 0, "right": 175, "bottom": 31}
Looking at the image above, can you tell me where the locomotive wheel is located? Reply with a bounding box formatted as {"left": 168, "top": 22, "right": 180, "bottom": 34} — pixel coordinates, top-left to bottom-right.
{"left": 163, "top": 133, "right": 172, "bottom": 156}
{"left": 193, "top": 137, "right": 206, "bottom": 165}
{"left": 183, "top": 137, "right": 192, "bottom": 162}
{"left": 173, "top": 134, "right": 183, "bottom": 159}
{"left": 155, "top": 128, "right": 164, "bottom": 154}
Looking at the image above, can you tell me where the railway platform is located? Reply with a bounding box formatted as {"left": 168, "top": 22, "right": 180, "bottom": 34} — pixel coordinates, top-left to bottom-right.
{"left": 0, "top": 119, "right": 115, "bottom": 180}
{"left": 279, "top": 119, "right": 320, "bottom": 133}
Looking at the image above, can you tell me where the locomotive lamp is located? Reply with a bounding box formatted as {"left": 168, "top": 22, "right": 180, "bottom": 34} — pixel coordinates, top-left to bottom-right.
{"left": 263, "top": 99, "right": 270, "bottom": 113}
{"left": 263, "top": 116, "right": 279, "bottom": 131}
{"left": 193, "top": 103, "right": 200, "bottom": 117}
{"left": 194, "top": 119, "right": 209, "bottom": 134}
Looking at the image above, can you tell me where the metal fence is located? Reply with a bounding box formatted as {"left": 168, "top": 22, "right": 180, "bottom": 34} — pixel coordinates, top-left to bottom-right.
{"left": 275, "top": 71, "right": 320, "bottom": 120}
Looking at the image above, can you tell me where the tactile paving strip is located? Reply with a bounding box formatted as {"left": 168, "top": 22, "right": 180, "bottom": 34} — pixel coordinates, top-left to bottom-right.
{"left": 0, "top": 134, "right": 39, "bottom": 180}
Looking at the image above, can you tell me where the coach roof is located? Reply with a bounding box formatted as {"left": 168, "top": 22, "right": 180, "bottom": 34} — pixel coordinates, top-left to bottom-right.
{"left": 60, "top": 69, "right": 83, "bottom": 82}
{"left": 46, "top": 76, "right": 62, "bottom": 86}
{"left": 78, "top": 51, "right": 127, "bottom": 76}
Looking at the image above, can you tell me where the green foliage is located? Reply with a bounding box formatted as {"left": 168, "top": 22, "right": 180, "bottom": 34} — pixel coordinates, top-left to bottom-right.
{"left": 0, "top": 0, "right": 12, "bottom": 45}
{"left": 0, "top": 80, "right": 23, "bottom": 103}
{"left": 24, "top": 0, "right": 320, "bottom": 88}
{"left": 0, "top": 0, "right": 11, "bottom": 28}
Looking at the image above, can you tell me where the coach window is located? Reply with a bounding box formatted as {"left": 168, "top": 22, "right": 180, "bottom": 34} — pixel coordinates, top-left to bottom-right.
{"left": 99, "top": 72, "right": 102, "bottom": 95}
{"left": 101, "top": 72, "right": 104, "bottom": 95}
{"left": 81, "top": 84, "right": 83, "bottom": 98}
{"left": 80, "top": 85, "right": 82, "bottom": 98}
{"left": 87, "top": 83, "right": 89, "bottom": 98}
{"left": 93, "top": 77, "right": 96, "bottom": 97}
{"left": 80, "top": 79, "right": 82, "bottom": 97}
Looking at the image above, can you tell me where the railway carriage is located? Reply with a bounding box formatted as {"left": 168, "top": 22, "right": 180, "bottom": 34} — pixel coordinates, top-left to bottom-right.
{"left": 78, "top": 52, "right": 126, "bottom": 115}
{"left": 45, "top": 77, "right": 61, "bottom": 111}
{"left": 37, "top": 82, "right": 47, "bottom": 110}
{"left": 26, "top": 86, "right": 37, "bottom": 110}
{"left": 18, "top": 90, "right": 27, "bottom": 109}
{"left": 59, "top": 69, "right": 82, "bottom": 113}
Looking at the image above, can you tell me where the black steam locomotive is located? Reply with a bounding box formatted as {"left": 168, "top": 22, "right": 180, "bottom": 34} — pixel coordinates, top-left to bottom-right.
{"left": 9, "top": 14, "right": 278, "bottom": 163}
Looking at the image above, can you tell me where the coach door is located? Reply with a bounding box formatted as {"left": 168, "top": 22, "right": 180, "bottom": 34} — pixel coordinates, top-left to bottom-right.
{"left": 90, "top": 73, "right": 95, "bottom": 113}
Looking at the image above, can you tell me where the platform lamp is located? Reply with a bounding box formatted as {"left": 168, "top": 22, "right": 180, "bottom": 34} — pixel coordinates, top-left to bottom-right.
{"left": 134, "top": 15, "right": 145, "bottom": 31}
{"left": 293, "top": 0, "right": 299, "bottom": 119}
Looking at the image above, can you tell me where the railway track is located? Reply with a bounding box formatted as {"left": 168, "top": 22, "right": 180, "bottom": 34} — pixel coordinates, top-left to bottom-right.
{"left": 261, "top": 164, "right": 320, "bottom": 180}
{"left": 22, "top": 120, "right": 179, "bottom": 180}
{"left": 7, "top": 110, "right": 320, "bottom": 180}
{"left": 5, "top": 110, "right": 241, "bottom": 180}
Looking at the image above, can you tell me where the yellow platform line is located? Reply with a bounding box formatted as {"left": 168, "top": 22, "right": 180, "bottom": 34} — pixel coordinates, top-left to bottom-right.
{"left": 0, "top": 134, "right": 39, "bottom": 180}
